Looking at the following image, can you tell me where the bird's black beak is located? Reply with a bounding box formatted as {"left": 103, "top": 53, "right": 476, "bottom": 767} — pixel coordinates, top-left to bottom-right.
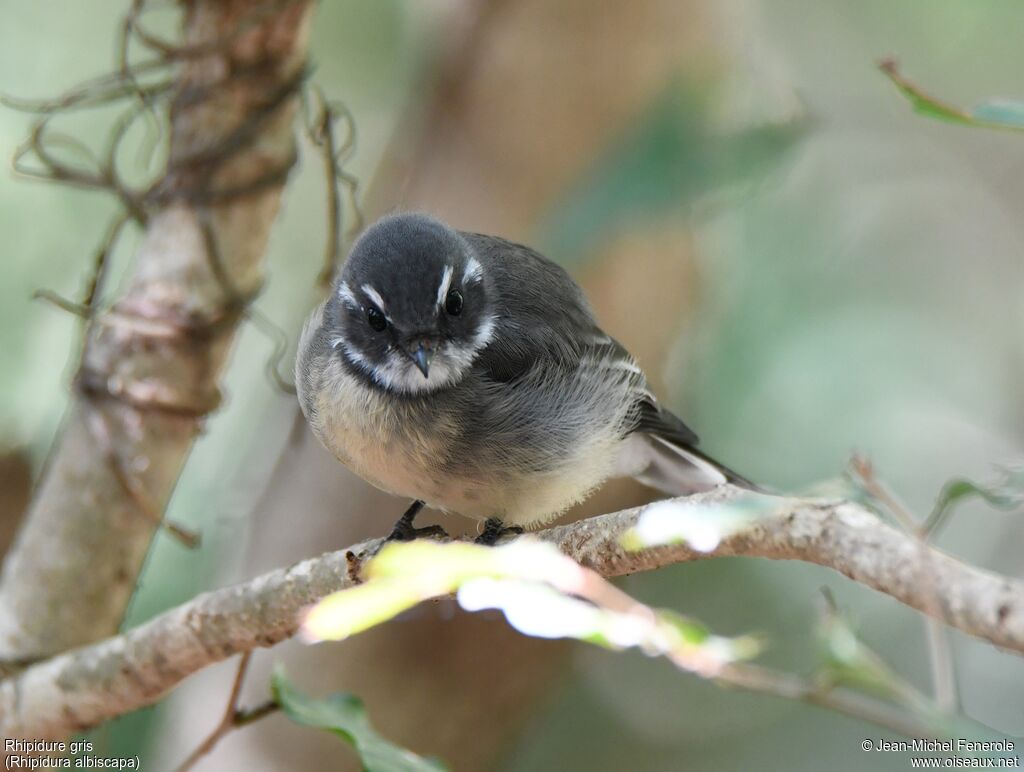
{"left": 407, "top": 339, "right": 437, "bottom": 378}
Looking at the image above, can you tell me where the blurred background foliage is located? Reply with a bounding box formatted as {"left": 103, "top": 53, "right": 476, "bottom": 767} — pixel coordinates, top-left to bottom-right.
{"left": 1, "top": 0, "right": 1022, "bottom": 770}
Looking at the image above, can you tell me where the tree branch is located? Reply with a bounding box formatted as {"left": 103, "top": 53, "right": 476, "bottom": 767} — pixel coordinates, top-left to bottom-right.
{"left": 1, "top": 485, "right": 1020, "bottom": 740}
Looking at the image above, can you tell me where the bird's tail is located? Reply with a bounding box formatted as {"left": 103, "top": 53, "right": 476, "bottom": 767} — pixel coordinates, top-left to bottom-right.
{"left": 628, "top": 435, "right": 761, "bottom": 496}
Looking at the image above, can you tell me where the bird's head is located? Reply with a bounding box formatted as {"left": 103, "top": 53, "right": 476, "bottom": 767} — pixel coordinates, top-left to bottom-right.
{"left": 326, "top": 213, "right": 495, "bottom": 394}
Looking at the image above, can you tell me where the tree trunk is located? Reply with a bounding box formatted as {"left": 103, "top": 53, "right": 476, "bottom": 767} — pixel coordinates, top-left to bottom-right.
{"left": 0, "top": 0, "right": 314, "bottom": 660}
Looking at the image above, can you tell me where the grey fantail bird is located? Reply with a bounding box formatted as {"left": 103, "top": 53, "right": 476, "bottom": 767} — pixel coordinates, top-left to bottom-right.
{"left": 296, "top": 213, "right": 753, "bottom": 543}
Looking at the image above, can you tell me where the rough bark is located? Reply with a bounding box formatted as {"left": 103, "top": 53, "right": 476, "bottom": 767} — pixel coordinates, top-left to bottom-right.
{"left": 2, "top": 485, "right": 1020, "bottom": 740}
{"left": 0, "top": 0, "right": 314, "bottom": 660}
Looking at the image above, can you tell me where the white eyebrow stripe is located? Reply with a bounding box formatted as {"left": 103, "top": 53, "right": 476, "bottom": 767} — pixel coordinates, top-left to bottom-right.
{"left": 361, "top": 284, "right": 387, "bottom": 312}
{"left": 337, "top": 282, "right": 359, "bottom": 309}
{"left": 436, "top": 264, "right": 455, "bottom": 307}
{"left": 463, "top": 257, "right": 483, "bottom": 283}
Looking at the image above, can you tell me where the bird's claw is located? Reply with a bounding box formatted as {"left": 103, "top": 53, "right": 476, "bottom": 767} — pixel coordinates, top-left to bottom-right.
{"left": 474, "top": 518, "right": 523, "bottom": 546}
{"left": 386, "top": 521, "right": 449, "bottom": 542}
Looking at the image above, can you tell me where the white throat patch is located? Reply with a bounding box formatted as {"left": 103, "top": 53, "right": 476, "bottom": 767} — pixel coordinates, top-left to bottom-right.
{"left": 336, "top": 312, "right": 497, "bottom": 395}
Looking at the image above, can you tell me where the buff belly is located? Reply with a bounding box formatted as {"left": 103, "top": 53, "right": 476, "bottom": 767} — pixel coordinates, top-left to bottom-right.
{"left": 309, "top": 360, "right": 622, "bottom": 527}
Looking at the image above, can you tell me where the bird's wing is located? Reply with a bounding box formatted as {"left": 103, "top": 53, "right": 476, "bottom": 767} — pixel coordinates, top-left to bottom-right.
{"left": 461, "top": 232, "right": 598, "bottom": 383}
{"left": 460, "top": 232, "right": 756, "bottom": 491}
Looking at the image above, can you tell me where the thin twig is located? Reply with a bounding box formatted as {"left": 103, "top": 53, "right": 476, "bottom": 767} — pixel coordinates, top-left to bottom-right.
{"left": 32, "top": 291, "right": 92, "bottom": 319}
{"left": 718, "top": 662, "right": 939, "bottom": 739}
{"left": 302, "top": 86, "right": 342, "bottom": 288}
{"left": 879, "top": 58, "right": 1024, "bottom": 134}
{"left": 33, "top": 213, "right": 133, "bottom": 321}
{"left": 465, "top": 541, "right": 951, "bottom": 738}
{"left": 82, "top": 213, "right": 131, "bottom": 311}
{"left": 849, "top": 456, "right": 959, "bottom": 714}
{"left": 301, "top": 85, "right": 363, "bottom": 287}
{"left": 246, "top": 308, "right": 297, "bottom": 395}
{"left": 176, "top": 652, "right": 279, "bottom": 772}
{"left": 0, "top": 62, "right": 172, "bottom": 113}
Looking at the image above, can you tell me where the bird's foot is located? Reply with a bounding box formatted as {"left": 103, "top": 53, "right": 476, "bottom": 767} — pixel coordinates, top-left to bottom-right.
{"left": 474, "top": 517, "right": 523, "bottom": 546}
{"left": 387, "top": 521, "right": 449, "bottom": 541}
{"left": 386, "top": 500, "right": 449, "bottom": 542}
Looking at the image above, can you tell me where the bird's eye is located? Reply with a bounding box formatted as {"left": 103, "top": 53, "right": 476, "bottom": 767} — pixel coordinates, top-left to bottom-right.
{"left": 445, "top": 289, "right": 464, "bottom": 316}
{"left": 366, "top": 306, "right": 387, "bottom": 331}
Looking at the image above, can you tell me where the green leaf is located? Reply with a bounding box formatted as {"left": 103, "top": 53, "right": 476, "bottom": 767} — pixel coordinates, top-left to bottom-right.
{"left": 658, "top": 609, "right": 711, "bottom": 646}
{"left": 301, "top": 580, "right": 423, "bottom": 642}
{"left": 971, "top": 99, "right": 1024, "bottom": 127}
{"left": 367, "top": 540, "right": 511, "bottom": 584}
{"left": 303, "top": 540, "right": 581, "bottom": 642}
{"left": 541, "top": 80, "right": 803, "bottom": 261}
{"left": 880, "top": 59, "right": 1024, "bottom": 132}
{"left": 272, "top": 669, "right": 447, "bottom": 772}
{"left": 816, "top": 599, "right": 937, "bottom": 717}
{"left": 925, "top": 467, "right": 1024, "bottom": 535}
{"left": 300, "top": 539, "right": 758, "bottom": 676}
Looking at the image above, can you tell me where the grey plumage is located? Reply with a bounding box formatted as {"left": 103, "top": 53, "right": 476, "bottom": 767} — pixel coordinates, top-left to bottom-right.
{"left": 296, "top": 213, "right": 751, "bottom": 530}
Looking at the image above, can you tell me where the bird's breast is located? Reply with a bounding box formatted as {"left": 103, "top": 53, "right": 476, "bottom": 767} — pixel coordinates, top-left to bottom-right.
{"left": 309, "top": 357, "right": 469, "bottom": 506}
{"left": 305, "top": 354, "right": 630, "bottom": 527}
